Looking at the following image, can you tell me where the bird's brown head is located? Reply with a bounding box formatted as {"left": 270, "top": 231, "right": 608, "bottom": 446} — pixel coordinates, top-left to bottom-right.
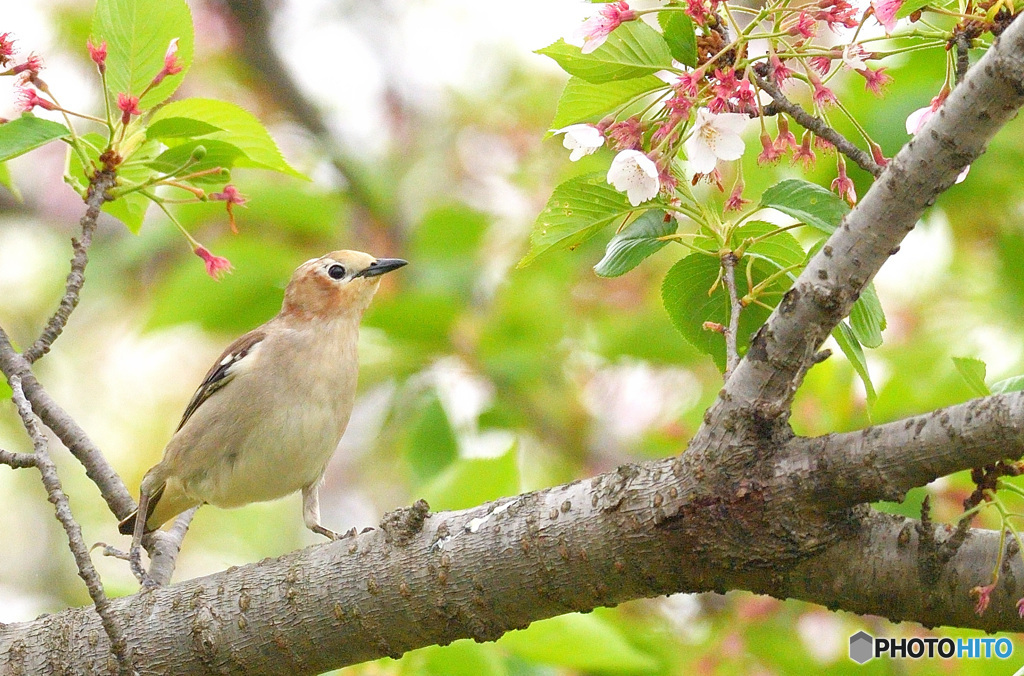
{"left": 281, "top": 250, "right": 407, "bottom": 321}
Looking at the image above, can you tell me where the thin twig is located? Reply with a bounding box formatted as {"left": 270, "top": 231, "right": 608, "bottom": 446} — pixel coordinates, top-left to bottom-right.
{"left": 148, "top": 507, "right": 198, "bottom": 586}
{"left": 0, "top": 327, "right": 135, "bottom": 518}
{"left": 0, "top": 446, "right": 37, "bottom": 468}
{"left": 9, "top": 375, "right": 134, "bottom": 675}
{"left": 753, "top": 73, "right": 883, "bottom": 178}
{"left": 24, "top": 170, "right": 115, "bottom": 364}
{"left": 721, "top": 253, "right": 742, "bottom": 377}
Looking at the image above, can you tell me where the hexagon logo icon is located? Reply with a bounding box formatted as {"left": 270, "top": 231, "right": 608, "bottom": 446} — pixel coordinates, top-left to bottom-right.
{"left": 849, "top": 631, "right": 874, "bottom": 664}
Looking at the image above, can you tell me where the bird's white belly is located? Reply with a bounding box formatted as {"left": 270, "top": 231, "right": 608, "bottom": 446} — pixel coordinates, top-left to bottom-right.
{"left": 178, "top": 326, "right": 357, "bottom": 509}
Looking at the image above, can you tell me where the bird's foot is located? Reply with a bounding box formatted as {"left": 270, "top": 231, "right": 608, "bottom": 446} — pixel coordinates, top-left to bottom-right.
{"left": 311, "top": 524, "right": 342, "bottom": 540}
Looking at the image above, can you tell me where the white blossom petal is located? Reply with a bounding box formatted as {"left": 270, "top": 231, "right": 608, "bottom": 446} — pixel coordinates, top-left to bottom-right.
{"left": 607, "top": 150, "right": 660, "bottom": 206}
{"left": 684, "top": 108, "right": 748, "bottom": 174}
{"left": 905, "top": 106, "right": 932, "bottom": 135}
{"left": 555, "top": 124, "right": 605, "bottom": 161}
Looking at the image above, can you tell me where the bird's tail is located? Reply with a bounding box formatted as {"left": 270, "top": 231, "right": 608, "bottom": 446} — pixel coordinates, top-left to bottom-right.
{"left": 117, "top": 483, "right": 165, "bottom": 535}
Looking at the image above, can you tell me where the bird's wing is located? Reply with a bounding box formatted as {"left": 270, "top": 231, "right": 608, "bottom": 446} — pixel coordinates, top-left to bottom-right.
{"left": 175, "top": 328, "right": 267, "bottom": 432}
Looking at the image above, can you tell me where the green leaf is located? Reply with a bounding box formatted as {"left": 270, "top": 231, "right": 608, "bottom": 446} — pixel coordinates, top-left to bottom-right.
{"left": 758, "top": 178, "right": 850, "bottom": 234}
{"left": 736, "top": 221, "right": 806, "bottom": 272}
{"left": 550, "top": 75, "right": 666, "bottom": 131}
{"left": 0, "top": 161, "right": 21, "bottom": 201}
{"left": 145, "top": 117, "right": 222, "bottom": 140}
{"left": 498, "top": 613, "right": 658, "bottom": 673}
{"left": 832, "top": 321, "right": 877, "bottom": 405}
{"left": 896, "top": 0, "right": 934, "bottom": 19}
{"left": 92, "top": 0, "right": 194, "bottom": 108}
{"left": 519, "top": 173, "right": 639, "bottom": 268}
{"left": 0, "top": 115, "right": 70, "bottom": 162}
{"left": 594, "top": 209, "right": 675, "bottom": 277}
{"left": 418, "top": 442, "right": 519, "bottom": 511}
{"left": 662, "top": 247, "right": 796, "bottom": 372}
{"left": 147, "top": 139, "right": 245, "bottom": 182}
{"left": 953, "top": 356, "right": 990, "bottom": 397}
{"left": 660, "top": 11, "right": 697, "bottom": 67}
{"left": 536, "top": 21, "right": 672, "bottom": 84}
{"left": 404, "top": 393, "right": 459, "bottom": 481}
{"left": 992, "top": 375, "right": 1024, "bottom": 394}
{"left": 150, "top": 99, "right": 306, "bottom": 179}
{"left": 849, "top": 282, "right": 886, "bottom": 349}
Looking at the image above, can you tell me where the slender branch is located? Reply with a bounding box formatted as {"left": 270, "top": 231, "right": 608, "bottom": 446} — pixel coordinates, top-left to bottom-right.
{"left": 753, "top": 73, "right": 883, "bottom": 177}
{"left": 147, "top": 508, "right": 198, "bottom": 586}
{"left": 8, "top": 376, "right": 134, "bottom": 675}
{"left": 0, "top": 327, "right": 134, "bottom": 518}
{"left": 721, "top": 253, "right": 742, "bottom": 376}
{"left": 24, "top": 170, "right": 115, "bottom": 364}
{"left": 0, "top": 446, "right": 37, "bottom": 469}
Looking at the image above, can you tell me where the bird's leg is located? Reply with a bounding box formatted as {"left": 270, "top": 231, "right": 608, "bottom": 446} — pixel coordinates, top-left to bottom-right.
{"left": 302, "top": 482, "right": 340, "bottom": 540}
{"left": 129, "top": 490, "right": 156, "bottom": 587}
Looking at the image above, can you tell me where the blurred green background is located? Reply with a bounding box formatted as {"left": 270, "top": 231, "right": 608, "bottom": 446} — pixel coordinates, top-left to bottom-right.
{"left": 1, "top": 1, "right": 1024, "bottom": 674}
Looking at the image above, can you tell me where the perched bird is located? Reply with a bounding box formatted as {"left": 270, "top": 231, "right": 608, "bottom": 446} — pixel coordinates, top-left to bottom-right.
{"left": 119, "top": 250, "right": 407, "bottom": 541}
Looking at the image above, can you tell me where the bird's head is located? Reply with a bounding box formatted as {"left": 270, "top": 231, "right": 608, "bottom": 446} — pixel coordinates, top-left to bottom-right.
{"left": 281, "top": 250, "right": 407, "bottom": 321}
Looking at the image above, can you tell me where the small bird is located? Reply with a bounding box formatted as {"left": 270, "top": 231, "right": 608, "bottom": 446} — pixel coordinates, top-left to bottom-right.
{"left": 119, "top": 250, "right": 407, "bottom": 542}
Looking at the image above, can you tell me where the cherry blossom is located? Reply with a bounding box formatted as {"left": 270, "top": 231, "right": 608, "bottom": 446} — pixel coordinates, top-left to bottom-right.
{"left": 873, "top": 0, "right": 904, "bottom": 33}
{"left": 555, "top": 124, "right": 606, "bottom": 161}
{"left": 607, "top": 149, "right": 660, "bottom": 206}
{"left": 579, "top": 2, "right": 637, "bottom": 54}
{"left": 905, "top": 91, "right": 947, "bottom": 134}
{"left": 210, "top": 185, "right": 249, "bottom": 234}
{"left": 151, "top": 38, "right": 183, "bottom": 87}
{"left": 0, "top": 33, "right": 14, "bottom": 68}
{"left": 87, "top": 40, "right": 107, "bottom": 74}
{"left": 607, "top": 118, "right": 643, "bottom": 151}
{"left": 117, "top": 93, "right": 141, "bottom": 123}
{"left": 831, "top": 156, "right": 856, "bottom": 205}
{"left": 194, "top": 245, "right": 233, "bottom": 280}
{"left": 684, "top": 108, "right": 748, "bottom": 174}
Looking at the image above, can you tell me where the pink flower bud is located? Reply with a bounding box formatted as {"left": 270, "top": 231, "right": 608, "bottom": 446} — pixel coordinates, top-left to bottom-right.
{"left": 117, "top": 93, "right": 141, "bottom": 124}
{"left": 150, "top": 38, "right": 183, "bottom": 87}
{"left": 194, "top": 245, "right": 233, "bottom": 280}
{"left": 0, "top": 32, "right": 14, "bottom": 68}
{"left": 17, "top": 87, "right": 57, "bottom": 112}
{"left": 210, "top": 184, "right": 248, "bottom": 233}
{"left": 87, "top": 39, "right": 107, "bottom": 74}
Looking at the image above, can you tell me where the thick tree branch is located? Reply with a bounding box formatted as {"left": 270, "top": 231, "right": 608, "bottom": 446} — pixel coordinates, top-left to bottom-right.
{"left": 700, "top": 16, "right": 1024, "bottom": 439}
{"left": 23, "top": 170, "right": 114, "bottom": 364}
{"left": 796, "top": 391, "right": 1024, "bottom": 507}
{"left": 4, "top": 438, "right": 1024, "bottom": 675}
{"left": 8, "top": 376, "right": 133, "bottom": 675}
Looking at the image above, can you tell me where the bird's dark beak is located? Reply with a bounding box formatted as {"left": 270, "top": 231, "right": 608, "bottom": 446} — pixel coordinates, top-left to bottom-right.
{"left": 355, "top": 258, "right": 408, "bottom": 278}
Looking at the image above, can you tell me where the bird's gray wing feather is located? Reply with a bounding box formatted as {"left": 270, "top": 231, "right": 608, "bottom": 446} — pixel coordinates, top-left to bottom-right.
{"left": 175, "top": 328, "right": 267, "bottom": 432}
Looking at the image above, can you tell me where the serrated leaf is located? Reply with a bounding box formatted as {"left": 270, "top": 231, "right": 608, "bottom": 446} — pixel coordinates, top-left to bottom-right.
{"left": 953, "top": 356, "right": 990, "bottom": 397}
{"left": 0, "top": 115, "right": 70, "bottom": 162}
{"left": 758, "top": 178, "right": 850, "bottom": 234}
{"left": 150, "top": 99, "right": 305, "bottom": 179}
{"left": 0, "top": 161, "right": 21, "bottom": 201}
{"left": 992, "top": 375, "right": 1024, "bottom": 394}
{"left": 499, "top": 613, "right": 658, "bottom": 673}
{"left": 147, "top": 139, "right": 246, "bottom": 182}
{"left": 660, "top": 11, "right": 697, "bottom": 67}
{"left": 594, "top": 209, "right": 675, "bottom": 277}
{"left": 662, "top": 249, "right": 793, "bottom": 372}
{"left": 736, "top": 221, "right": 806, "bottom": 272}
{"left": 418, "top": 442, "right": 519, "bottom": 512}
{"left": 145, "top": 117, "right": 222, "bottom": 140}
{"left": 833, "top": 321, "right": 877, "bottom": 405}
{"left": 536, "top": 21, "right": 672, "bottom": 84}
{"left": 849, "top": 282, "right": 886, "bottom": 349}
{"left": 550, "top": 75, "right": 666, "bottom": 131}
{"left": 92, "top": 0, "right": 194, "bottom": 109}
{"left": 519, "top": 173, "right": 639, "bottom": 267}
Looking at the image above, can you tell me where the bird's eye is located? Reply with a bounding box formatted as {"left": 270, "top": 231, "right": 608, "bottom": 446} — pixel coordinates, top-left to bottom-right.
{"left": 327, "top": 264, "right": 346, "bottom": 280}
